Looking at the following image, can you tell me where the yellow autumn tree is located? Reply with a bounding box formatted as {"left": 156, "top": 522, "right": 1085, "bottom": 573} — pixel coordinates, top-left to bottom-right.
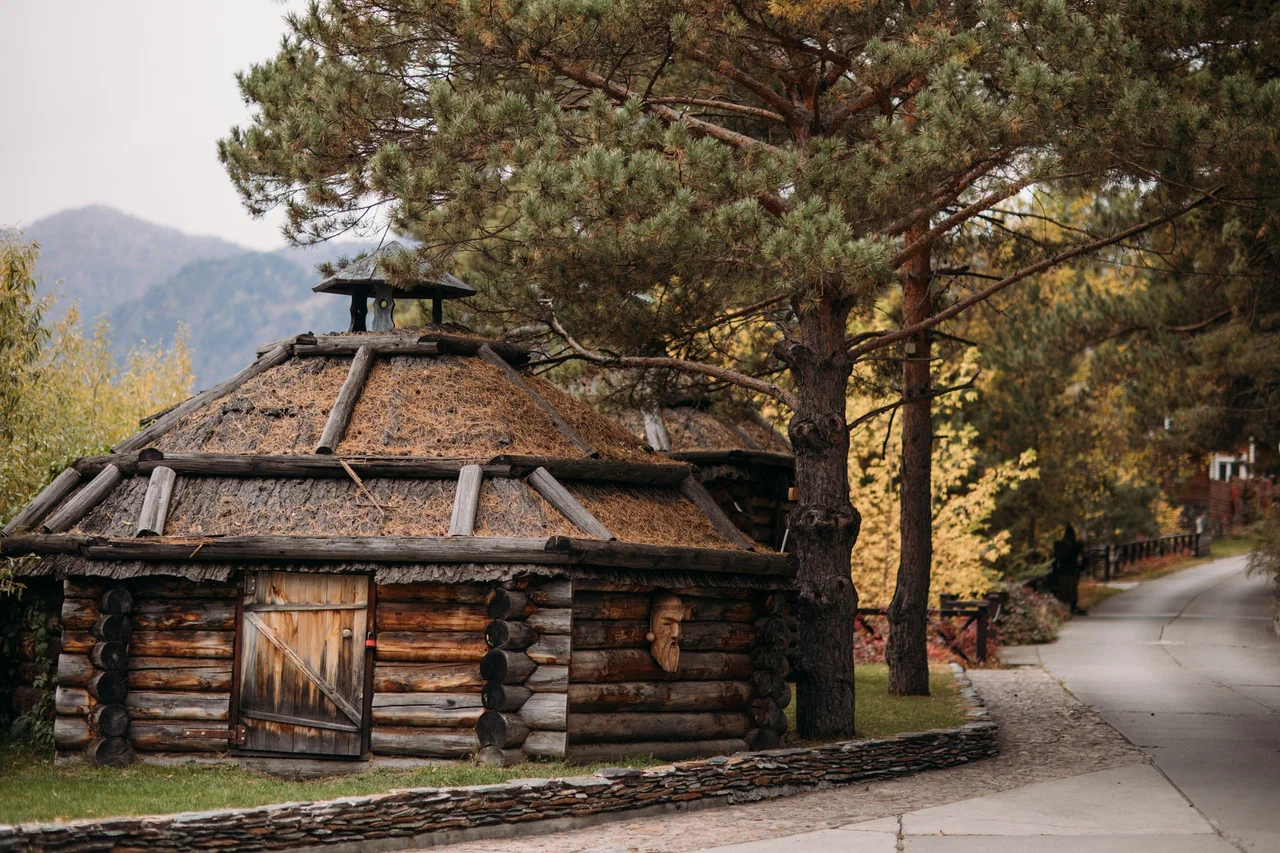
{"left": 848, "top": 351, "right": 1037, "bottom": 607}
{"left": 0, "top": 232, "right": 194, "bottom": 525}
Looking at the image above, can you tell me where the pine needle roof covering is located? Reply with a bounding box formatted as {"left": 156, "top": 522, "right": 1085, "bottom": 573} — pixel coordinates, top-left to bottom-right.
{"left": 2, "top": 329, "right": 792, "bottom": 583}
{"left": 616, "top": 400, "right": 793, "bottom": 470}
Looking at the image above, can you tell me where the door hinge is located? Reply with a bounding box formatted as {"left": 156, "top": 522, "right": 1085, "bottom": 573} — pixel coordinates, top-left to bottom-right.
{"left": 183, "top": 725, "right": 247, "bottom": 746}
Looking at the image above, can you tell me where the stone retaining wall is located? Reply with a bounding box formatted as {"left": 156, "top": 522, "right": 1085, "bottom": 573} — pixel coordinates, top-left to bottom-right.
{"left": 0, "top": 666, "right": 996, "bottom": 853}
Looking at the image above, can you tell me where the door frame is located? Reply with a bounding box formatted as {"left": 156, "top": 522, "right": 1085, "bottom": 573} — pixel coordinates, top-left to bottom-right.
{"left": 228, "top": 570, "right": 377, "bottom": 760}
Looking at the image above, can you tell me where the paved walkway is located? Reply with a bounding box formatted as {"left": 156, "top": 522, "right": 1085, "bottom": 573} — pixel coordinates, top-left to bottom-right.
{"left": 1021, "top": 555, "right": 1280, "bottom": 852}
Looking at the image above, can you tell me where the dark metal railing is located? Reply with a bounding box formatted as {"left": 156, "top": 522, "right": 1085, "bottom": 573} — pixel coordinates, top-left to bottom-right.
{"left": 1083, "top": 532, "right": 1204, "bottom": 581}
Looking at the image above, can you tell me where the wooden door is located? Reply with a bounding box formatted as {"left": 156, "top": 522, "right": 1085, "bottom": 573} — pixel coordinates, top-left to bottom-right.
{"left": 237, "top": 572, "right": 370, "bottom": 756}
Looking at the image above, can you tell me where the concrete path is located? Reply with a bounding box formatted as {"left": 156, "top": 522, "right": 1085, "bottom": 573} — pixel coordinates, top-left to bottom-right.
{"left": 698, "top": 764, "right": 1231, "bottom": 852}
{"left": 1021, "top": 555, "right": 1280, "bottom": 852}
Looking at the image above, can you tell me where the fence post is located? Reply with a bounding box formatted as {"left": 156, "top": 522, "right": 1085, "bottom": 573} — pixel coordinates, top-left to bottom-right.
{"left": 976, "top": 603, "right": 989, "bottom": 664}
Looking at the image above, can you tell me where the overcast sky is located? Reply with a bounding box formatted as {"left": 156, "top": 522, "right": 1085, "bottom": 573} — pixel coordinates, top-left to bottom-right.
{"left": 0, "top": 0, "right": 307, "bottom": 249}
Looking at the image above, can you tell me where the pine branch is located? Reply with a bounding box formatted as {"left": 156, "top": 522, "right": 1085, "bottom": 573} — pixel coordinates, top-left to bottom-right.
{"left": 849, "top": 193, "right": 1219, "bottom": 360}
{"left": 847, "top": 371, "right": 982, "bottom": 433}
{"left": 548, "top": 314, "right": 801, "bottom": 410}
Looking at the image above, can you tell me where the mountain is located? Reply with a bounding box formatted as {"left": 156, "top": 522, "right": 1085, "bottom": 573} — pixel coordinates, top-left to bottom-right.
{"left": 25, "top": 205, "right": 246, "bottom": 321}
{"left": 20, "top": 205, "right": 367, "bottom": 387}
{"left": 109, "top": 252, "right": 349, "bottom": 387}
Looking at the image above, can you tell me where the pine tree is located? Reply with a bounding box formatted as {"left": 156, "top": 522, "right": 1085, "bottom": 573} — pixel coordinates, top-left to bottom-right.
{"left": 220, "top": 0, "right": 1278, "bottom": 733}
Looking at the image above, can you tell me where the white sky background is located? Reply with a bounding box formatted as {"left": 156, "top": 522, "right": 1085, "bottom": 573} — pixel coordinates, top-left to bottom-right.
{"left": 0, "top": 0, "right": 307, "bottom": 250}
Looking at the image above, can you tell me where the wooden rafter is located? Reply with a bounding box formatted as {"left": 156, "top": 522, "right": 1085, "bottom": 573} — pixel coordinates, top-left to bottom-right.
{"left": 135, "top": 466, "right": 176, "bottom": 537}
{"left": 316, "top": 345, "right": 376, "bottom": 454}
{"left": 1, "top": 468, "right": 81, "bottom": 536}
{"left": 449, "top": 464, "right": 484, "bottom": 536}
{"left": 40, "top": 464, "right": 123, "bottom": 534}
{"left": 677, "top": 475, "right": 755, "bottom": 551}
{"left": 526, "top": 467, "right": 614, "bottom": 541}
{"left": 477, "top": 344, "right": 599, "bottom": 458}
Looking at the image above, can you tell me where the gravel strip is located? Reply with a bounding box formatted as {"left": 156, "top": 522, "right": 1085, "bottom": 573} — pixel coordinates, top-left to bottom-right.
{"left": 428, "top": 668, "right": 1144, "bottom": 853}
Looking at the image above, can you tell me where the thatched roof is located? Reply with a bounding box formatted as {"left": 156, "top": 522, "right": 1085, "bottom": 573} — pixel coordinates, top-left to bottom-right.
{"left": 615, "top": 401, "right": 793, "bottom": 470}
{"left": 2, "top": 329, "right": 792, "bottom": 583}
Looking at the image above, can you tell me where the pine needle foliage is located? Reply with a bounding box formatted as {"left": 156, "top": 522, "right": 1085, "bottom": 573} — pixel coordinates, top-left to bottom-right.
{"left": 219, "top": 0, "right": 1280, "bottom": 737}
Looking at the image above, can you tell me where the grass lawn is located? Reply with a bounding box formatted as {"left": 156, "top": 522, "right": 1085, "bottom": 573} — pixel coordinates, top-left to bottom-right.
{"left": 0, "top": 747, "right": 661, "bottom": 826}
{"left": 1, "top": 664, "right": 964, "bottom": 826}
{"left": 784, "top": 663, "right": 964, "bottom": 746}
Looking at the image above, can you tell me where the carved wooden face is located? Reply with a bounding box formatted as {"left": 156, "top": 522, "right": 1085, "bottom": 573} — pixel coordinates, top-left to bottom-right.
{"left": 646, "top": 592, "right": 684, "bottom": 672}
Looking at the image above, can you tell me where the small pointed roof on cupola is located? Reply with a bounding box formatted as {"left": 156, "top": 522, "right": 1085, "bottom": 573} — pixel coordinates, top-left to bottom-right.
{"left": 312, "top": 241, "right": 476, "bottom": 300}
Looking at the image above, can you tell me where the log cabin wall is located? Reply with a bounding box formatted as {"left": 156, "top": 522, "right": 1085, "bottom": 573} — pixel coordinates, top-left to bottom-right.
{"left": 369, "top": 581, "right": 489, "bottom": 759}
{"left": 564, "top": 580, "right": 791, "bottom": 763}
{"left": 55, "top": 577, "right": 237, "bottom": 764}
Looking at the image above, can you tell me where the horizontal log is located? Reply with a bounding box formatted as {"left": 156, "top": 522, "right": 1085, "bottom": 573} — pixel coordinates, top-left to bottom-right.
{"left": 376, "top": 603, "right": 490, "bottom": 633}
{"left": 493, "top": 456, "right": 691, "bottom": 486}
{"left": 568, "top": 712, "right": 748, "bottom": 744}
{"left": 748, "top": 699, "right": 787, "bottom": 731}
{"left": 129, "top": 631, "right": 235, "bottom": 660}
{"left": 572, "top": 620, "right": 757, "bottom": 652}
{"left": 477, "top": 711, "right": 529, "bottom": 748}
{"left": 79, "top": 452, "right": 511, "bottom": 480}
{"left": 485, "top": 620, "right": 537, "bottom": 651}
{"left": 127, "top": 657, "right": 233, "bottom": 692}
{"left": 55, "top": 686, "right": 90, "bottom": 717}
{"left": 570, "top": 650, "right": 753, "bottom": 683}
{"left": 371, "top": 692, "right": 483, "bottom": 727}
{"left": 88, "top": 671, "right": 129, "bottom": 704}
{"left": 528, "top": 580, "right": 573, "bottom": 608}
{"left": 573, "top": 593, "right": 758, "bottom": 623}
{"left": 480, "top": 649, "right": 537, "bottom": 684}
{"left": 93, "top": 615, "right": 133, "bottom": 643}
{"left": 750, "top": 670, "right": 789, "bottom": 701}
{"left": 667, "top": 448, "right": 795, "bottom": 470}
{"left": 54, "top": 716, "right": 91, "bottom": 750}
{"left": 546, "top": 537, "right": 792, "bottom": 577}
{"left": 371, "top": 726, "right": 478, "bottom": 758}
{"left": 375, "top": 631, "right": 488, "bottom": 663}
{"left": 2, "top": 468, "right": 81, "bottom": 535}
{"left": 114, "top": 345, "right": 292, "bottom": 452}
{"left": 376, "top": 582, "right": 489, "bottom": 604}
{"left": 92, "top": 704, "right": 131, "bottom": 738}
{"left": 41, "top": 464, "right": 123, "bottom": 534}
{"left": 125, "top": 691, "right": 229, "bottom": 721}
{"left": 370, "top": 703, "right": 482, "bottom": 727}
{"left": 88, "top": 737, "right": 135, "bottom": 767}
{"left": 6, "top": 533, "right": 794, "bottom": 576}
{"left": 527, "top": 635, "right": 570, "bottom": 666}
{"left": 477, "top": 746, "right": 524, "bottom": 767}
{"left": 373, "top": 663, "right": 483, "bottom": 693}
{"left": 62, "top": 631, "right": 94, "bottom": 654}
{"left": 563, "top": 739, "right": 747, "bottom": 763}
{"left": 482, "top": 683, "right": 532, "bottom": 712}
{"left": 525, "top": 665, "right": 569, "bottom": 693}
{"left": 129, "top": 577, "right": 238, "bottom": 600}
{"left": 526, "top": 608, "right": 571, "bottom": 635}
{"left": 129, "top": 721, "right": 229, "bottom": 753}
{"left": 57, "top": 653, "right": 93, "bottom": 687}
{"left": 571, "top": 580, "right": 756, "bottom": 599}
{"left": 567, "top": 681, "right": 753, "bottom": 713}
{"left": 61, "top": 598, "right": 99, "bottom": 631}
{"left": 90, "top": 641, "right": 129, "bottom": 671}
{"left": 485, "top": 588, "right": 529, "bottom": 620}
{"left": 371, "top": 692, "right": 483, "bottom": 709}
{"left": 521, "top": 730, "right": 566, "bottom": 759}
{"left": 749, "top": 647, "right": 789, "bottom": 674}
{"left": 517, "top": 692, "right": 567, "bottom": 731}
{"left": 293, "top": 338, "right": 441, "bottom": 357}
{"left": 132, "top": 601, "right": 236, "bottom": 631}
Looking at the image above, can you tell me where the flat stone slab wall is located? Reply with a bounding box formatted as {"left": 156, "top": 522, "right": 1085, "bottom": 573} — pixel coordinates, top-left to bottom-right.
{"left": 0, "top": 666, "right": 996, "bottom": 853}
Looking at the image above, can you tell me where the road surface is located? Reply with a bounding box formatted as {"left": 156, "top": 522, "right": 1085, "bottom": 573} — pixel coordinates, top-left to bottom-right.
{"left": 1034, "top": 555, "right": 1280, "bottom": 852}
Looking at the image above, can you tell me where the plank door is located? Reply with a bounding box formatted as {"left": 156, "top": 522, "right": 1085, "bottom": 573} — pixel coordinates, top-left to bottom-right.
{"left": 238, "top": 572, "right": 370, "bottom": 756}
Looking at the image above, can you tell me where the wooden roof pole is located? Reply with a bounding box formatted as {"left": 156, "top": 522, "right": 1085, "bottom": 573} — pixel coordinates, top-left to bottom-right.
{"left": 476, "top": 344, "right": 599, "bottom": 458}
{"left": 316, "top": 345, "right": 376, "bottom": 454}
{"left": 449, "top": 464, "right": 484, "bottom": 536}
{"left": 526, "top": 467, "right": 614, "bottom": 541}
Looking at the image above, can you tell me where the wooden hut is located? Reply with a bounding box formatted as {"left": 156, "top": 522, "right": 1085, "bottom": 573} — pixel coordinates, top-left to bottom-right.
{"left": 1, "top": 330, "right": 794, "bottom": 768}
{"left": 616, "top": 401, "right": 795, "bottom": 551}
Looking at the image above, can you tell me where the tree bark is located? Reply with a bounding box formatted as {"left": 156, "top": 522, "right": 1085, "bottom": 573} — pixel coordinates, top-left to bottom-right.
{"left": 888, "top": 230, "right": 933, "bottom": 696}
{"left": 782, "top": 295, "right": 860, "bottom": 739}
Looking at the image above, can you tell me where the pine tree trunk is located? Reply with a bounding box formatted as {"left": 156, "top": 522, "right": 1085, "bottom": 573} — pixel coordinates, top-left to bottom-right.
{"left": 784, "top": 297, "right": 861, "bottom": 739}
{"left": 888, "top": 236, "right": 932, "bottom": 696}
